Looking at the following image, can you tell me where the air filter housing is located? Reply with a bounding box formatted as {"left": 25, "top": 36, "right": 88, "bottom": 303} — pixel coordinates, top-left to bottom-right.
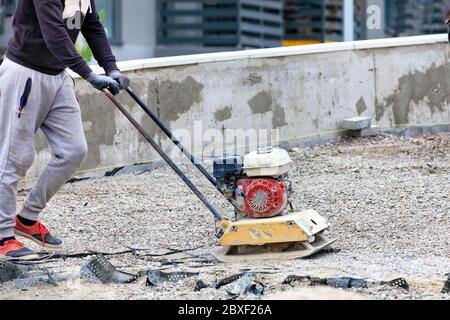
{"left": 243, "top": 147, "right": 293, "bottom": 177}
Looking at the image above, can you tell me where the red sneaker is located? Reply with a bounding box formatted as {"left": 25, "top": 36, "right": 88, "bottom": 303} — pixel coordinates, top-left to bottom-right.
{"left": 14, "top": 217, "right": 63, "bottom": 249}
{"left": 0, "top": 239, "right": 39, "bottom": 260}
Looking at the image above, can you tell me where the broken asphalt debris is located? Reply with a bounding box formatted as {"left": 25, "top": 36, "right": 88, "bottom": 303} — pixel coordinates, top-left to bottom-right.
{"left": 194, "top": 275, "right": 209, "bottom": 292}
{"left": 442, "top": 274, "right": 450, "bottom": 294}
{"left": 159, "top": 258, "right": 184, "bottom": 266}
{"left": 194, "top": 272, "right": 264, "bottom": 298}
{"left": 146, "top": 270, "right": 199, "bottom": 286}
{"left": 15, "top": 270, "right": 58, "bottom": 289}
{"left": 382, "top": 278, "right": 410, "bottom": 291}
{"left": 211, "top": 273, "right": 248, "bottom": 289}
{"left": 282, "top": 275, "right": 311, "bottom": 285}
{"left": 105, "top": 166, "right": 125, "bottom": 177}
{"left": 14, "top": 271, "right": 82, "bottom": 289}
{"left": 67, "top": 177, "right": 90, "bottom": 184}
{"left": 0, "top": 260, "right": 25, "bottom": 283}
{"left": 81, "top": 254, "right": 138, "bottom": 284}
{"left": 325, "top": 277, "right": 368, "bottom": 289}
{"left": 1, "top": 259, "right": 74, "bottom": 289}
{"left": 283, "top": 275, "right": 410, "bottom": 291}
{"left": 227, "top": 272, "right": 264, "bottom": 299}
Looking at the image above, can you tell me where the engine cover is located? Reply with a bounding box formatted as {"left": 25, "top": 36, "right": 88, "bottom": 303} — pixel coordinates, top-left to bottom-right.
{"left": 237, "top": 178, "right": 288, "bottom": 218}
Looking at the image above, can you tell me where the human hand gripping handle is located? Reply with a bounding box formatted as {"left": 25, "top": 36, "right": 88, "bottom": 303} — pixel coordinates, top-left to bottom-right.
{"left": 107, "top": 70, "right": 130, "bottom": 90}
{"left": 447, "top": 21, "right": 450, "bottom": 43}
{"left": 447, "top": 17, "right": 450, "bottom": 43}
{"left": 87, "top": 72, "right": 120, "bottom": 95}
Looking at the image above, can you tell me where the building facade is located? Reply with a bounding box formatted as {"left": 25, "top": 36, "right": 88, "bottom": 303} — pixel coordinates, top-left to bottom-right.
{"left": 156, "top": 0, "right": 284, "bottom": 56}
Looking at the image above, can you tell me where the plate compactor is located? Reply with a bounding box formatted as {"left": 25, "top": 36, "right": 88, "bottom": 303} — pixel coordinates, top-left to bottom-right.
{"left": 104, "top": 89, "right": 336, "bottom": 262}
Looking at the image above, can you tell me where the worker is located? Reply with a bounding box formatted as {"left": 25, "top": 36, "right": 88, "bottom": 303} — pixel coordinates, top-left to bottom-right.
{"left": 0, "top": 0, "right": 129, "bottom": 259}
{"left": 445, "top": 0, "right": 450, "bottom": 42}
{"left": 445, "top": 0, "right": 450, "bottom": 25}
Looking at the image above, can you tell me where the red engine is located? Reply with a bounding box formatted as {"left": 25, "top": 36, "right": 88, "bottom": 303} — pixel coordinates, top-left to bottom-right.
{"left": 236, "top": 178, "right": 288, "bottom": 218}
{"left": 213, "top": 147, "right": 293, "bottom": 219}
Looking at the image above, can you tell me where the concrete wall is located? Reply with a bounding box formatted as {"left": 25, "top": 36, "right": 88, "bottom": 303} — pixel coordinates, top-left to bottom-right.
{"left": 26, "top": 34, "right": 450, "bottom": 181}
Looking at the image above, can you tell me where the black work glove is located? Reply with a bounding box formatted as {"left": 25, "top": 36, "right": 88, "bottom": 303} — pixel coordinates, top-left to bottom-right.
{"left": 446, "top": 17, "right": 450, "bottom": 43}
{"left": 107, "top": 70, "right": 130, "bottom": 90}
{"left": 448, "top": 25, "right": 450, "bottom": 43}
{"left": 87, "top": 72, "right": 120, "bottom": 95}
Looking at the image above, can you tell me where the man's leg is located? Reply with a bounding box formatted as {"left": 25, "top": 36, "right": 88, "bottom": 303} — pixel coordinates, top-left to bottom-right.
{"left": 16, "top": 73, "right": 87, "bottom": 247}
{"left": 0, "top": 59, "right": 54, "bottom": 258}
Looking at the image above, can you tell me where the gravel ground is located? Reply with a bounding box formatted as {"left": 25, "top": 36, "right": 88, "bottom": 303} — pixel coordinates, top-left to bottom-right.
{"left": 0, "top": 133, "right": 449, "bottom": 300}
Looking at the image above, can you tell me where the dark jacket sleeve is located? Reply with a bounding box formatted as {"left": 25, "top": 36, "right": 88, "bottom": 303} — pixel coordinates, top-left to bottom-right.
{"left": 444, "top": 0, "right": 450, "bottom": 24}
{"left": 33, "top": 0, "right": 93, "bottom": 79}
{"left": 82, "top": 0, "right": 119, "bottom": 75}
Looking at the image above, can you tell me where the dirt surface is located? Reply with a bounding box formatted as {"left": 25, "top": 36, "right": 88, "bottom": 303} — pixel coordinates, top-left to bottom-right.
{"left": 1, "top": 133, "right": 449, "bottom": 300}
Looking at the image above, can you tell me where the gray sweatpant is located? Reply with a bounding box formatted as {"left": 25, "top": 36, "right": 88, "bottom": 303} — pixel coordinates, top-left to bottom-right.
{"left": 0, "top": 58, "right": 87, "bottom": 238}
